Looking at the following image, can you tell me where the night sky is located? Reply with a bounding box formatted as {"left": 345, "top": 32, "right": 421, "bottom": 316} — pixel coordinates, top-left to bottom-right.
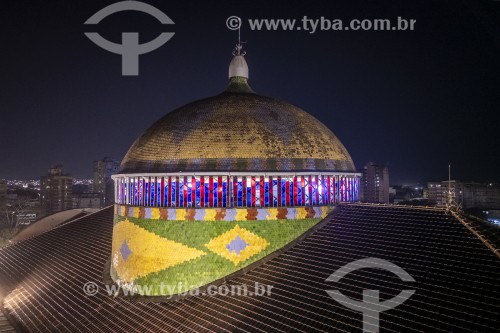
{"left": 1, "top": 0, "right": 499, "bottom": 184}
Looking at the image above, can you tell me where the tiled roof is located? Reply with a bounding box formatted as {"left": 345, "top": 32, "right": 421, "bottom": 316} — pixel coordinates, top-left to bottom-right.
{"left": 0, "top": 204, "right": 499, "bottom": 332}
{"left": 0, "top": 311, "right": 16, "bottom": 333}
{"left": 119, "top": 78, "right": 355, "bottom": 174}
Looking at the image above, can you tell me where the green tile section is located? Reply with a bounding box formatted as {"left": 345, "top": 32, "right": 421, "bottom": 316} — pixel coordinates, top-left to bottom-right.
{"left": 117, "top": 216, "right": 320, "bottom": 296}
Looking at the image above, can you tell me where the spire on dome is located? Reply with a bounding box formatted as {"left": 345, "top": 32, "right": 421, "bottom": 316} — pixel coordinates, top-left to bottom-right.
{"left": 228, "top": 30, "right": 248, "bottom": 79}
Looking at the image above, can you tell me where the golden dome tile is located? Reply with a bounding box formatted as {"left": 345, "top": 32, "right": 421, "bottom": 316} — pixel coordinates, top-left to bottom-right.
{"left": 120, "top": 78, "right": 355, "bottom": 173}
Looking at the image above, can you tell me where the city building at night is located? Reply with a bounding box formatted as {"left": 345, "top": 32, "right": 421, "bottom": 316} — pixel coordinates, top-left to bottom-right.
{"left": 92, "top": 157, "right": 120, "bottom": 207}
{"left": 0, "top": 180, "right": 6, "bottom": 209}
{"left": 39, "top": 165, "right": 73, "bottom": 217}
{"left": 427, "top": 180, "right": 500, "bottom": 209}
{"left": 72, "top": 192, "right": 101, "bottom": 209}
{"left": 360, "top": 162, "right": 390, "bottom": 203}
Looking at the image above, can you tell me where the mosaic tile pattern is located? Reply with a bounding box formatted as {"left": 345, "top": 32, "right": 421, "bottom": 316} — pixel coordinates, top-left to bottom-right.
{"left": 112, "top": 219, "right": 206, "bottom": 282}
{"left": 115, "top": 205, "right": 330, "bottom": 221}
{"left": 110, "top": 214, "right": 322, "bottom": 296}
{"left": 205, "top": 225, "right": 270, "bottom": 265}
{"left": 120, "top": 78, "right": 356, "bottom": 173}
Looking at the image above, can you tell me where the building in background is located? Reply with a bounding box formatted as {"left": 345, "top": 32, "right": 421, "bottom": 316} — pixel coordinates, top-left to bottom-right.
{"left": 427, "top": 181, "right": 458, "bottom": 207}
{"left": 390, "top": 184, "right": 425, "bottom": 205}
{"left": 92, "top": 157, "right": 120, "bottom": 207}
{"left": 40, "top": 165, "right": 73, "bottom": 217}
{"left": 427, "top": 181, "right": 500, "bottom": 209}
{"left": 72, "top": 193, "right": 101, "bottom": 209}
{"left": 0, "top": 180, "right": 6, "bottom": 209}
{"left": 360, "top": 162, "right": 390, "bottom": 203}
{"left": 0, "top": 181, "right": 40, "bottom": 227}
{"left": 72, "top": 179, "right": 99, "bottom": 209}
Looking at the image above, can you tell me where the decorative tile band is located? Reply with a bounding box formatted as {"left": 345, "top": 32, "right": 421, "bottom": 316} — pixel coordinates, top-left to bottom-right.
{"left": 114, "top": 174, "right": 360, "bottom": 208}
{"left": 114, "top": 204, "right": 330, "bottom": 221}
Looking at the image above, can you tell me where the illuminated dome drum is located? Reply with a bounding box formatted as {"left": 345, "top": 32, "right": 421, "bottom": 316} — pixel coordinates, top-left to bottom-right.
{"left": 110, "top": 45, "right": 360, "bottom": 297}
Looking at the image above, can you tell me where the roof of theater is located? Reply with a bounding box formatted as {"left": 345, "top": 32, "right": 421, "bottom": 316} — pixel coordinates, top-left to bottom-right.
{"left": 0, "top": 204, "right": 499, "bottom": 332}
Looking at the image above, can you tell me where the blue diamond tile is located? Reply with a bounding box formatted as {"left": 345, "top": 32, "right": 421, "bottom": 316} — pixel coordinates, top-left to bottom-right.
{"left": 120, "top": 240, "right": 132, "bottom": 262}
{"left": 226, "top": 235, "right": 248, "bottom": 255}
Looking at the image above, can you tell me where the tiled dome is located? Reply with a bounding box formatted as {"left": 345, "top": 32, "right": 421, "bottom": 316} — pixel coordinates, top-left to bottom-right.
{"left": 120, "top": 77, "right": 355, "bottom": 174}
{"left": 110, "top": 45, "right": 361, "bottom": 298}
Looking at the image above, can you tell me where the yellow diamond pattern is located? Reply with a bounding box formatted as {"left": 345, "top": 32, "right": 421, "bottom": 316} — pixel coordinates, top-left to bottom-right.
{"left": 267, "top": 208, "right": 278, "bottom": 220}
{"left": 112, "top": 219, "right": 206, "bottom": 282}
{"left": 205, "top": 225, "right": 270, "bottom": 265}
{"left": 151, "top": 208, "right": 160, "bottom": 219}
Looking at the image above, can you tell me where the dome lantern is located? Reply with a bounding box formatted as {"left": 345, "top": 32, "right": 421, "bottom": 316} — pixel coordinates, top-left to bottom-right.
{"left": 228, "top": 43, "right": 249, "bottom": 79}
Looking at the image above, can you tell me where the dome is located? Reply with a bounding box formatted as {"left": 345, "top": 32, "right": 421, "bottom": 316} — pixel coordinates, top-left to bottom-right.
{"left": 110, "top": 45, "right": 361, "bottom": 298}
{"left": 120, "top": 77, "right": 355, "bottom": 174}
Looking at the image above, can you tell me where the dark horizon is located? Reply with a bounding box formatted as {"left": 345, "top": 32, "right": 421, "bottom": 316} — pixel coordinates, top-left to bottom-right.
{"left": 1, "top": 1, "right": 499, "bottom": 184}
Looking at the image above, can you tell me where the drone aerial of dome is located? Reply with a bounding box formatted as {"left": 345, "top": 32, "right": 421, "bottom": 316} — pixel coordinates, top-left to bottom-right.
{"left": 110, "top": 43, "right": 361, "bottom": 298}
